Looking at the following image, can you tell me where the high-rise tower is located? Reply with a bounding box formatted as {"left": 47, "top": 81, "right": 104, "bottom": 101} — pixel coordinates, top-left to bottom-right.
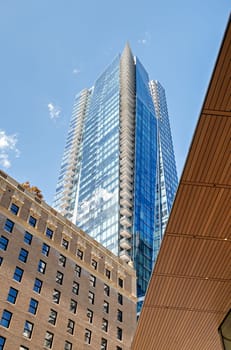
{"left": 53, "top": 44, "right": 178, "bottom": 311}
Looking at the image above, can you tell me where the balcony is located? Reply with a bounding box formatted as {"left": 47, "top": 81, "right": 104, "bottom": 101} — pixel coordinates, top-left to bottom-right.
{"left": 120, "top": 216, "right": 132, "bottom": 227}
{"left": 120, "top": 238, "right": 132, "bottom": 250}
{"left": 120, "top": 206, "right": 132, "bottom": 217}
{"left": 119, "top": 250, "right": 131, "bottom": 263}
{"left": 120, "top": 228, "right": 132, "bottom": 238}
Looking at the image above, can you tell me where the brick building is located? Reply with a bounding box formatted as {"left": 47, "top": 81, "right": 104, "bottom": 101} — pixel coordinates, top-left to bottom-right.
{"left": 0, "top": 171, "right": 136, "bottom": 350}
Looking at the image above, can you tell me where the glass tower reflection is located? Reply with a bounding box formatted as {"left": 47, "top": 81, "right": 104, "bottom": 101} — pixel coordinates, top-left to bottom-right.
{"left": 53, "top": 44, "right": 178, "bottom": 312}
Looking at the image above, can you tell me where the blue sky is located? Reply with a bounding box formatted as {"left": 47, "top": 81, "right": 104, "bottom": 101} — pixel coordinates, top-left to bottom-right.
{"left": 0, "top": 1, "right": 229, "bottom": 205}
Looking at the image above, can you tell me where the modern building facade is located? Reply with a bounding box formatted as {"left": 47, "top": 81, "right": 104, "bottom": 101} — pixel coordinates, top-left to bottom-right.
{"left": 53, "top": 44, "right": 178, "bottom": 311}
{"left": 0, "top": 170, "right": 136, "bottom": 349}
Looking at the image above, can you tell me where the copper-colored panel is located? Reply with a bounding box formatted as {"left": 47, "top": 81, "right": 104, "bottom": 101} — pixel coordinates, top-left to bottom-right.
{"left": 145, "top": 276, "right": 231, "bottom": 312}
{"left": 154, "top": 236, "right": 230, "bottom": 279}
{"left": 133, "top": 308, "right": 224, "bottom": 349}
{"left": 167, "top": 186, "right": 230, "bottom": 239}
{"left": 203, "top": 19, "right": 231, "bottom": 111}
{"left": 182, "top": 116, "right": 230, "bottom": 184}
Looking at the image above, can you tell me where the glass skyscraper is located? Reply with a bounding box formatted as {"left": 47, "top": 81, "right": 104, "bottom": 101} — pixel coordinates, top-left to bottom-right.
{"left": 53, "top": 44, "right": 178, "bottom": 311}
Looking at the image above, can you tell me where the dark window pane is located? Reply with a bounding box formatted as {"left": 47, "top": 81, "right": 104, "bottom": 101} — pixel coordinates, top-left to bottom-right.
{"left": 0, "top": 310, "right": 12, "bottom": 328}
{"left": 33, "top": 278, "right": 42, "bottom": 293}
{"left": 42, "top": 243, "right": 50, "bottom": 256}
{"left": 18, "top": 248, "right": 28, "bottom": 263}
{"left": 28, "top": 298, "right": 38, "bottom": 315}
{"left": 24, "top": 232, "right": 33, "bottom": 245}
{"left": 13, "top": 266, "right": 24, "bottom": 282}
{"left": 0, "top": 336, "right": 6, "bottom": 349}
{"left": 7, "top": 287, "right": 18, "bottom": 304}
{"left": 0, "top": 236, "right": 9, "bottom": 251}
{"left": 23, "top": 321, "right": 33, "bottom": 338}
{"left": 4, "top": 219, "right": 14, "bottom": 233}
{"left": 10, "top": 203, "right": 19, "bottom": 215}
{"left": 46, "top": 227, "right": 53, "bottom": 239}
{"left": 28, "top": 216, "right": 36, "bottom": 227}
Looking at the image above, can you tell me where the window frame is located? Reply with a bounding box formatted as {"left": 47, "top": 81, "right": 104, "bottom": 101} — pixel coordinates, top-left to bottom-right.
{"left": 4, "top": 218, "right": 14, "bottom": 233}
{"left": 7, "top": 287, "right": 18, "bottom": 304}
{"left": 48, "top": 309, "right": 57, "bottom": 326}
{"left": 67, "top": 319, "right": 75, "bottom": 335}
{"left": 13, "top": 266, "right": 24, "bottom": 282}
{"left": 24, "top": 231, "right": 33, "bottom": 245}
{"left": 33, "top": 278, "right": 43, "bottom": 294}
{"left": 28, "top": 215, "right": 37, "bottom": 228}
{"left": 28, "top": 298, "right": 38, "bottom": 315}
{"left": 88, "top": 291, "right": 95, "bottom": 305}
{"left": 85, "top": 329, "right": 92, "bottom": 344}
{"left": 59, "top": 254, "right": 66, "bottom": 267}
{"left": 45, "top": 227, "right": 53, "bottom": 240}
{"left": 10, "top": 203, "right": 19, "bottom": 215}
{"left": 23, "top": 320, "right": 34, "bottom": 339}
{"left": 52, "top": 289, "right": 61, "bottom": 304}
{"left": 38, "top": 259, "right": 46, "bottom": 274}
{"left": 56, "top": 271, "right": 64, "bottom": 285}
{"left": 0, "top": 236, "right": 9, "bottom": 251}
{"left": 42, "top": 243, "right": 50, "bottom": 257}
{"left": 70, "top": 299, "right": 77, "bottom": 314}
{"left": 18, "top": 248, "right": 28, "bottom": 263}
{"left": 0, "top": 309, "right": 12, "bottom": 328}
{"left": 44, "top": 331, "right": 54, "bottom": 349}
{"left": 72, "top": 281, "right": 79, "bottom": 295}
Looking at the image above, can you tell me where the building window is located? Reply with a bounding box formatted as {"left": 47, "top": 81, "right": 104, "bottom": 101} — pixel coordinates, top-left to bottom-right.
{"left": 88, "top": 291, "right": 94, "bottom": 304}
{"left": 91, "top": 259, "right": 97, "bottom": 270}
{"left": 101, "top": 338, "right": 107, "bottom": 350}
{"left": 118, "top": 293, "right": 123, "bottom": 305}
{"left": 59, "top": 254, "right": 66, "bottom": 267}
{"left": 0, "top": 310, "right": 12, "bottom": 328}
{"left": 105, "top": 268, "right": 111, "bottom": 279}
{"left": 42, "top": 243, "right": 50, "bottom": 257}
{"left": 75, "top": 264, "right": 81, "bottom": 277}
{"left": 33, "top": 278, "right": 43, "bottom": 293}
{"left": 67, "top": 319, "right": 75, "bottom": 335}
{"left": 85, "top": 329, "right": 91, "bottom": 344}
{"left": 117, "top": 347, "right": 122, "bottom": 350}
{"left": 62, "top": 238, "right": 69, "bottom": 250}
{"left": 72, "top": 281, "right": 79, "bottom": 295}
{"left": 117, "top": 309, "right": 123, "bottom": 322}
{"left": 102, "top": 318, "right": 108, "bottom": 332}
{"left": 117, "top": 327, "right": 123, "bottom": 341}
{"left": 7, "top": 287, "right": 18, "bottom": 304}
{"left": 0, "top": 236, "right": 8, "bottom": 251}
{"left": 0, "top": 336, "right": 6, "bottom": 349}
{"left": 28, "top": 298, "right": 38, "bottom": 315}
{"left": 19, "top": 346, "right": 29, "bottom": 350}
{"left": 104, "top": 284, "right": 110, "bottom": 297}
{"left": 10, "top": 203, "right": 19, "bottom": 215}
{"left": 48, "top": 309, "right": 57, "bottom": 325}
{"left": 89, "top": 274, "right": 96, "bottom": 287}
{"left": 56, "top": 271, "right": 64, "bottom": 285}
{"left": 38, "top": 260, "right": 46, "bottom": 274}
{"left": 52, "top": 289, "right": 61, "bottom": 304}
{"left": 64, "top": 341, "right": 72, "bottom": 350}
{"left": 4, "top": 218, "right": 14, "bottom": 233}
{"left": 76, "top": 248, "right": 83, "bottom": 260}
{"left": 46, "top": 227, "right": 53, "bottom": 239}
{"left": 87, "top": 309, "right": 93, "bottom": 323}
{"left": 13, "top": 266, "right": 24, "bottom": 282}
{"left": 24, "top": 231, "right": 33, "bottom": 245}
{"left": 118, "top": 278, "right": 123, "bottom": 288}
{"left": 23, "top": 321, "right": 33, "bottom": 338}
{"left": 103, "top": 301, "right": 109, "bottom": 314}
{"left": 28, "top": 216, "right": 36, "bottom": 228}
{"left": 18, "top": 248, "right": 28, "bottom": 263}
{"left": 0, "top": 256, "right": 3, "bottom": 266}
{"left": 70, "top": 299, "right": 77, "bottom": 314}
{"left": 44, "top": 331, "right": 54, "bottom": 348}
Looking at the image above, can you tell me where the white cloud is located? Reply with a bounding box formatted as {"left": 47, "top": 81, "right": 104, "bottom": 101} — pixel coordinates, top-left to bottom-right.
{"left": 0, "top": 130, "right": 20, "bottom": 168}
{"left": 138, "top": 32, "right": 151, "bottom": 45}
{"left": 73, "top": 68, "right": 80, "bottom": 75}
{"left": 48, "top": 103, "right": 61, "bottom": 120}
